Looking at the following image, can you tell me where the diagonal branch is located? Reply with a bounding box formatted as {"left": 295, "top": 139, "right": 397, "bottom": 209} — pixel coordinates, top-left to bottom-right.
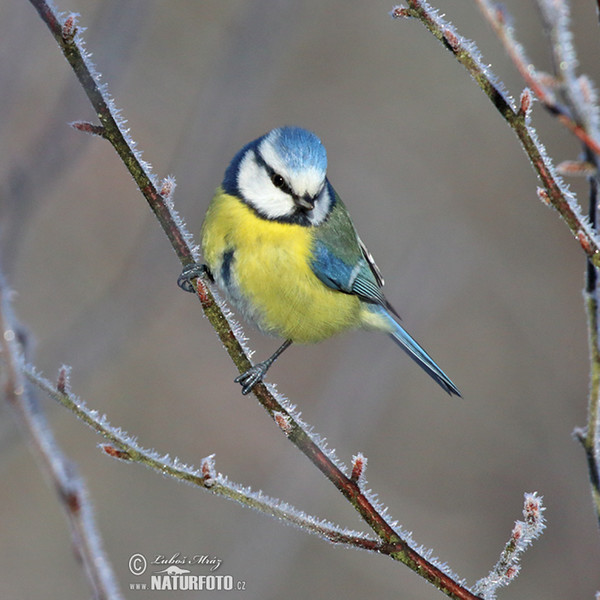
{"left": 532, "top": 0, "right": 600, "bottom": 528}
{"left": 476, "top": 0, "right": 600, "bottom": 531}
{"left": 475, "top": 0, "right": 600, "bottom": 156}
{"left": 0, "top": 280, "right": 123, "bottom": 600}
{"left": 26, "top": 1, "right": 483, "bottom": 597}
{"left": 392, "top": 1, "right": 600, "bottom": 268}
{"left": 26, "top": 3, "right": 194, "bottom": 264}
{"left": 396, "top": 0, "right": 600, "bottom": 532}
{"left": 19, "top": 361, "right": 389, "bottom": 554}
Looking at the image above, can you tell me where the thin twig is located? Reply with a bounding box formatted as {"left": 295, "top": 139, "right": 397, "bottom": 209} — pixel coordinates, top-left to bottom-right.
{"left": 538, "top": 0, "right": 600, "bottom": 527}
{"left": 24, "top": 1, "right": 487, "bottom": 597}
{"left": 476, "top": 0, "right": 600, "bottom": 530}
{"left": 26, "top": 3, "right": 194, "bottom": 264}
{"left": 0, "top": 281, "right": 123, "bottom": 600}
{"left": 473, "top": 493, "right": 546, "bottom": 598}
{"left": 475, "top": 0, "right": 600, "bottom": 156}
{"left": 20, "top": 361, "right": 396, "bottom": 554}
{"left": 583, "top": 148, "right": 600, "bottom": 527}
{"left": 580, "top": 213, "right": 600, "bottom": 526}
{"left": 392, "top": 1, "right": 600, "bottom": 267}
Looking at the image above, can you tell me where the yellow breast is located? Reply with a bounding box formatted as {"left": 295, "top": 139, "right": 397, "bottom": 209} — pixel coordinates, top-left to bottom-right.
{"left": 201, "top": 190, "right": 363, "bottom": 343}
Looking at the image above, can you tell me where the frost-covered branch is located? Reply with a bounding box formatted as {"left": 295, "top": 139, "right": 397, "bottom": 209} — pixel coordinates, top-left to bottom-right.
{"left": 19, "top": 362, "right": 390, "bottom": 553}
{"left": 392, "top": 1, "right": 600, "bottom": 268}
{"left": 395, "top": 0, "right": 600, "bottom": 533}
{"left": 473, "top": 493, "right": 546, "bottom": 600}
{"left": 474, "top": 0, "right": 600, "bottom": 531}
{"left": 22, "top": 339, "right": 483, "bottom": 600}
{"left": 25, "top": 2, "right": 488, "bottom": 598}
{"left": 535, "top": 0, "right": 600, "bottom": 531}
{"left": 474, "top": 0, "right": 600, "bottom": 156}
{"left": 26, "top": 3, "right": 196, "bottom": 265}
{"left": 0, "top": 280, "right": 123, "bottom": 600}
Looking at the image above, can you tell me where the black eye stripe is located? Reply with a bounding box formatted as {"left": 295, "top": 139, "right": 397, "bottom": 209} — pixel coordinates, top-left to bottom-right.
{"left": 267, "top": 168, "right": 292, "bottom": 196}
{"left": 254, "top": 149, "right": 293, "bottom": 196}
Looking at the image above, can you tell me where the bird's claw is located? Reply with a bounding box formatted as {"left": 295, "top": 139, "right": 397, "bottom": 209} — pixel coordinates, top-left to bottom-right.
{"left": 235, "top": 363, "right": 269, "bottom": 395}
{"left": 177, "top": 263, "right": 210, "bottom": 293}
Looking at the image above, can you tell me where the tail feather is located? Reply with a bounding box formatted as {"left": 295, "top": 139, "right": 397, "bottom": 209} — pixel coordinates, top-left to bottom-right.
{"left": 384, "top": 313, "right": 461, "bottom": 397}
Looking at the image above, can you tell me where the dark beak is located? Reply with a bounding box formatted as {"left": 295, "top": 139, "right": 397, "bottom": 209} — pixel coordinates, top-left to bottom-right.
{"left": 294, "top": 194, "right": 315, "bottom": 211}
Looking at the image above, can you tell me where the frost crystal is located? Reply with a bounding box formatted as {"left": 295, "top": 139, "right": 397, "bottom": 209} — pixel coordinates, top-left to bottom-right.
{"left": 473, "top": 492, "right": 545, "bottom": 599}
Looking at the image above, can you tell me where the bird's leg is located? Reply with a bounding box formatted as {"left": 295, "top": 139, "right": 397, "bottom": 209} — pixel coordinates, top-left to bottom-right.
{"left": 235, "top": 339, "right": 293, "bottom": 394}
{"left": 177, "top": 263, "right": 213, "bottom": 293}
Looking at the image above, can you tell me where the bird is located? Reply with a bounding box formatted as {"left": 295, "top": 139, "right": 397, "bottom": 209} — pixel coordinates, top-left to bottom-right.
{"left": 179, "top": 126, "right": 460, "bottom": 397}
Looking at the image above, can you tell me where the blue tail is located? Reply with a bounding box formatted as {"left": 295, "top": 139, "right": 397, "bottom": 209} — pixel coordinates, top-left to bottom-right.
{"left": 378, "top": 309, "right": 461, "bottom": 397}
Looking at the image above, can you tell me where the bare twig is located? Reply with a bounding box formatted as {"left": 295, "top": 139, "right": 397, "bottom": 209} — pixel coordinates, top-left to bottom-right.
{"left": 579, "top": 236, "right": 600, "bottom": 526}
{"left": 24, "top": 2, "right": 486, "bottom": 597}
{"left": 0, "top": 280, "right": 123, "bottom": 600}
{"left": 475, "top": 0, "right": 600, "bottom": 156}
{"left": 21, "top": 0, "right": 555, "bottom": 597}
{"left": 533, "top": 0, "right": 600, "bottom": 527}
{"left": 476, "top": 0, "right": 600, "bottom": 530}
{"left": 19, "top": 361, "right": 392, "bottom": 554}
{"left": 398, "top": 0, "right": 600, "bottom": 525}
{"left": 24, "top": 353, "right": 484, "bottom": 598}
{"left": 26, "top": 4, "right": 195, "bottom": 264}
{"left": 582, "top": 150, "right": 600, "bottom": 528}
{"left": 392, "top": 1, "right": 600, "bottom": 267}
{"left": 473, "top": 493, "right": 546, "bottom": 599}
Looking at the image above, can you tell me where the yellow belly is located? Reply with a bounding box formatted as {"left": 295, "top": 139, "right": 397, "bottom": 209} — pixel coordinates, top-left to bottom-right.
{"left": 201, "top": 191, "right": 363, "bottom": 343}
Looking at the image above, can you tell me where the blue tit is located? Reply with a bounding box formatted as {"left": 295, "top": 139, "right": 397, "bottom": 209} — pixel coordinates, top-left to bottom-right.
{"left": 180, "top": 126, "right": 460, "bottom": 397}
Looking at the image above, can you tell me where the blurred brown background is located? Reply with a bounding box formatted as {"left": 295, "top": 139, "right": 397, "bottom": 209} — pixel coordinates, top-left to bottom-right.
{"left": 1, "top": 1, "right": 599, "bottom": 598}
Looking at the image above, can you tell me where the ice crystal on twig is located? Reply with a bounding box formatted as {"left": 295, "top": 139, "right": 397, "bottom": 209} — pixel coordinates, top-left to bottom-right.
{"left": 473, "top": 493, "right": 545, "bottom": 599}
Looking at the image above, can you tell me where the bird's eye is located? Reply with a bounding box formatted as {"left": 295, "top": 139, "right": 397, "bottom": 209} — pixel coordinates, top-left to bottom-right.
{"left": 270, "top": 173, "right": 286, "bottom": 189}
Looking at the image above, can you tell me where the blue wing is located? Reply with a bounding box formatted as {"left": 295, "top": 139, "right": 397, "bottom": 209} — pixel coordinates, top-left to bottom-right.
{"left": 310, "top": 235, "right": 461, "bottom": 397}
{"left": 310, "top": 239, "right": 386, "bottom": 305}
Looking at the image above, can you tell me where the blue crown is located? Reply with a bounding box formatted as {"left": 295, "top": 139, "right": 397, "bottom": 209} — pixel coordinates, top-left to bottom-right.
{"left": 267, "top": 127, "right": 327, "bottom": 174}
{"left": 222, "top": 127, "right": 327, "bottom": 196}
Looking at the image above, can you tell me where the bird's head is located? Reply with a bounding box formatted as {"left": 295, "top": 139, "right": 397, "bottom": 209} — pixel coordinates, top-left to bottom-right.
{"left": 222, "top": 127, "right": 334, "bottom": 225}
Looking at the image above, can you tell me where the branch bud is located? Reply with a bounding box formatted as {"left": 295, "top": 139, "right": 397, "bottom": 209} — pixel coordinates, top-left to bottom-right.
{"left": 556, "top": 160, "right": 597, "bottom": 177}
{"left": 70, "top": 121, "right": 107, "bottom": 138}
{"left": 390, "top": 6, "right": 412, "bottom": 19}
{"left": 444, "top": 28, "right": 461, "bottom": 53}
{"left": 519, "top": 88, "right": 532, "bottom": 118}
{"left": 201, "top": 454, "right": 216, "bottom": 486}
{"left": 160, "top": 176, "right": 177, "bottom": 201}
{"left": 100, "top": 444, "right": 131, "bottom": 461}
{"left": 350, "top": 453, "right": 367, "bottom": 485}
{"left": 273, "top": 411, "right": 293, "bottom": 436}
{"left": 62, "top": 13, "right": 78, "bottom": 41}
{"left": 536, "top": 187, "right": 551, "bottom": 206}
{"left": 577, "top": 230, "right": 592, "bottom": 255}
{"left": 56, "top": 365, "right": 72, "bottom": 394}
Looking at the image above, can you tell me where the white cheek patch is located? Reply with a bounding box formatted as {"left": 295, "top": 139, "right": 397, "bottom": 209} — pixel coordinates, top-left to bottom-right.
{"left": 237, "top": 152, "right": 295, "bottom": 218}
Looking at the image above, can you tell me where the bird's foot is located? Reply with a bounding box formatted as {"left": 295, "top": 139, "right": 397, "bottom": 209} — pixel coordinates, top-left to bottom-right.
{"left": 234, "top": 340, "right": 292, "bottom": 394}
{"left": 235, "top": 362, "right": 271, "bottom": 395}
{"left": 177, "top": 263, "right": 211, "bottom": 293}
